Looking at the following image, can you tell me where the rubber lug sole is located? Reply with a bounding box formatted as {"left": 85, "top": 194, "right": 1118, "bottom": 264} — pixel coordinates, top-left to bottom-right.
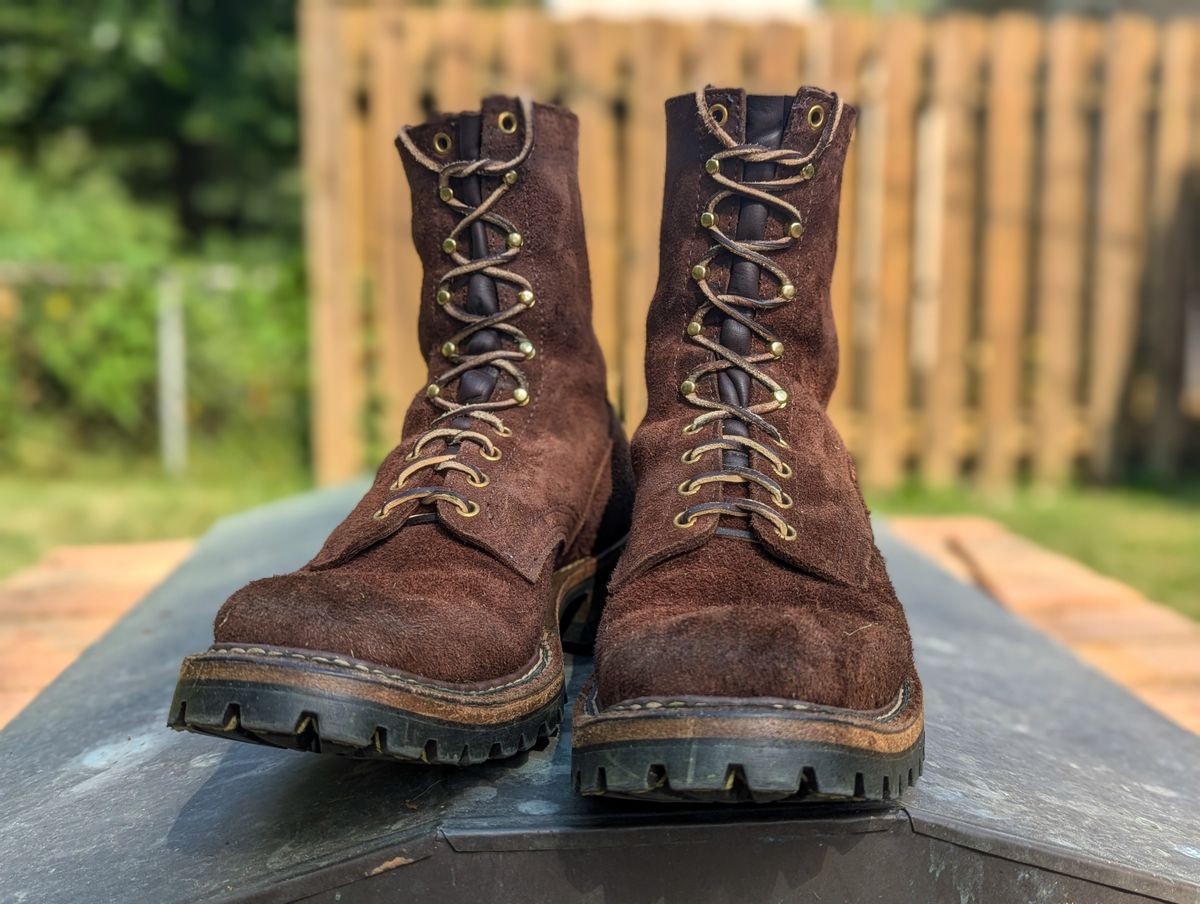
{"left": 572, "top": 675, "right": 924, "bottom": 803}
{"left": 169, "top": 671, "right": 564, "bottom": 766}
{"left": 572, "top": 732, "right": 924, "bottom": 804}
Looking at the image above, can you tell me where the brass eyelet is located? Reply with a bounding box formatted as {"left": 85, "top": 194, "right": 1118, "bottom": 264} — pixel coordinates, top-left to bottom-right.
{"left": 457, "top": 500, "right": 481, "bottom": 518}
{"left": 710, "top": 103, "right": 728, "bottom": 126}
{"left": 775, "top": 491, "right": 794, "bottom": 510}
{"left": 673, "top": 511, "right": 698, "bottom": 529}
{"left": 778, "top": 523, "right": 798, "bottom": 541}
{"left": 774, "top": 461, "right": 793, "bottom": 478}
{"left": 497, "top": 111, "right": 518, "bottom": 134}
{"left": 807, "top": 104, "right": 825, "bottom": 131}
{"left": 469, "top": 473, "right": 490, "bottom": 488}
{"left": 680, "top": 449, "right": 702, "bottom": 464}
{"left": 481, "top": 446, "right": 503, "bottom": 461}
{"left": 495, "top": 424, "right": 514, "bottom": 438}
{"left": 372, "top": 509, "right": 387, "bottom": 521}
{"left": 682, "top": 422, "right": 702, "bottom": 435}
{"left": 677, "top": 480, "right": 700, "bottom": 497}
{"left": 433, "top": 131, "right": 453, "bottom": 155}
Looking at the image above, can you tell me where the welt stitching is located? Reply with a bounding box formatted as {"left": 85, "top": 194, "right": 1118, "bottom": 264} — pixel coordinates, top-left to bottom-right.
{"left": 211, "top": 641, "right": 551, "bottom": 696}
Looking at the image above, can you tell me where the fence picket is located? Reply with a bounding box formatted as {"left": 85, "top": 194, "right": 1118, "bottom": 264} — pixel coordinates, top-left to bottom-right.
{"left": 370, "top": 4, "right": 428, "bottom": 446}
{"left": 862, "top": 18, "right": 925, "bottom": 489}
{"left": 497, "top": 8, "right": 557, "bottom": 100}
{"left": 1032, "top": 17, "right": 1100, "bottom": 487}
{"left": 621, "top": 22, "right": 689, "bottom": 428}
{"left": 977, "top": 15, "right": 1043, "bottom": 491}
{"left": 431, "top": 5, "right": 492, "bottom": 113}
{"left": 1145, "top": 21, "right": 1197, "bottom": 478}
{"left": 303, "top": 0, "right": 371, "bottom": 483}
{"left": 823, "top": 16, "right": 875, "bottom": 445}
{"left": 751, "top": 22, "right": 805, "bottom": 94}
{"left": 1088, "top": 15, "right": 1159, "bottom": 480}
{"left": 562, "top": 20, "right": 626, "bottom": 411}
{"left": 920, "top": 15, "right": 986, "bottom": 485}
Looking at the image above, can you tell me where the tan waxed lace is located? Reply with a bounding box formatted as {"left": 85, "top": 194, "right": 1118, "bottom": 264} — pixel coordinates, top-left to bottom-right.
{"left": 674, "top": 89, "right": 843, "bottom": 542}
{"left": 377, "top": 99, "right": 538, "bottom": 522}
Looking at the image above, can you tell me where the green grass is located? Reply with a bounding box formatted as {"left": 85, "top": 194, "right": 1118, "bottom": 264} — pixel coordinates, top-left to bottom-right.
{"left": 872, "top": 480, "right": 1200, "bottom": 622}
{"left": 0, "top": 441, "right": 310, "bottom": 579}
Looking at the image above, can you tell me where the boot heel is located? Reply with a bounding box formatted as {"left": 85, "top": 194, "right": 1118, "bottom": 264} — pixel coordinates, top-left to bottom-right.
{"left": 559, "top": 537, "right": 625, "bottom": 655}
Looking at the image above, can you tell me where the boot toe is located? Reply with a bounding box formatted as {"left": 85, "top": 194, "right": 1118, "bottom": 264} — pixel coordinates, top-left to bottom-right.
{"left": 212, "top": 570, "right": 536, "bottom": 685}
{"left": 596, "top": 603, "right": 912, "bottom": 712}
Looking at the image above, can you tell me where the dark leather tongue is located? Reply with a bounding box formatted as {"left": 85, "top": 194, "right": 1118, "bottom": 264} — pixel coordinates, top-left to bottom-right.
{"left": 451, "top": 114, "right": 501, "bottom": 434}
{"left": 719, "top": 95, "right": 790, "bottom": 473}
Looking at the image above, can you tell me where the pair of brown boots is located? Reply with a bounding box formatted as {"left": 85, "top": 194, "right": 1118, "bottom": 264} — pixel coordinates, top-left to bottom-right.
{"left": 170, "top": 86, "right": 924, "bottom": 804}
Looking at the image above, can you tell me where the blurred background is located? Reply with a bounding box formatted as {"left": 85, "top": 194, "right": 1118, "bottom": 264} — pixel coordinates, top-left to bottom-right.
{"left": 0, "top": 0, "right": 1196, "bottom": 653}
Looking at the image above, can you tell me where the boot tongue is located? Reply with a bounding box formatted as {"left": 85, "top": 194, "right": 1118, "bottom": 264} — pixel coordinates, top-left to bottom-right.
{"left": 451, "top": 113, "right": 501, "bottom": 430}
{"left": 718, "top": 96, "right": 791, "bottom": 474}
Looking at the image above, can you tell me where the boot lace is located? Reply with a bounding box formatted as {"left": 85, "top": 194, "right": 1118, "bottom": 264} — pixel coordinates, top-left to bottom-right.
{"left": 380, "top": 99, "right": 537, "bottom": 522}
{"left": 674, "top": 90, "right": 842, "bottom": 542}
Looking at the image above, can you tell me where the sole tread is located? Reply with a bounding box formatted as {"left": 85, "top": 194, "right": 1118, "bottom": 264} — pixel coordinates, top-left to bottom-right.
{"left": 572, "top": 733, "right": 925, "bottom": 804}
{"left": 169, "top": 680, "right": 565, "bottom": 767}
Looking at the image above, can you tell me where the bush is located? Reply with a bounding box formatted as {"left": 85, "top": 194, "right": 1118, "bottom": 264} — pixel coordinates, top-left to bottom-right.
{"left": 0, "top": 153, "right": 308, "bottom": 469}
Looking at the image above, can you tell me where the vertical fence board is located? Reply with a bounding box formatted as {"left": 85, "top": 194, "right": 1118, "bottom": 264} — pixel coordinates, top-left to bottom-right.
{"left": 823, "top": 17, "right": 874, "bottom": 442}
{"left": 303, "top": 0, "right": 371, "bottom": 483}
{"left": 686, "top": 20, "right": 751, "bottom": 88}
{"left": 1145, "top": 20, "right": 1197, "bottom": 478}
{"left": 431, "top": 6, "right": 491, "bottom": 113}
{"left": 751, "top": 22, "right": 805, "bottom": 94}
{"left": 622, "top": 22, "right": 689, "bottom": 428}
{"left": 1088, "top": 16, "right": 1159, "bottom": 480}
{"left": 1032, "top": 17, "right": 1100, "bottom": 486}
{"left": 863, "top": 19, "right": 924, "bottom": 489}
{"left": 977, "top": 15, "right": 1042, "bottom": 490}
{"left": 497, "top": 8, "right": 556, "bottom": 99}
{"left": 370, "top": 4, "right": 428, "bottom": 445}
{"left": 562, "top": 21, "right": 626, "bottom": 411}
{"left": 921, "top": 16, "right": 986, "bottom": 485}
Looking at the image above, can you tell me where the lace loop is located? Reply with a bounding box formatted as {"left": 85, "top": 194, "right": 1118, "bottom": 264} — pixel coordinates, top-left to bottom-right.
{"left": 674, "top": 91, "right": 842, "bottom": 541}
{"left": 379, "top": 99, "right": 537, "bottom": 522}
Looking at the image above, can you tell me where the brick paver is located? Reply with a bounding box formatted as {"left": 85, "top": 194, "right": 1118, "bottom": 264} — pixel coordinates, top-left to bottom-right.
{"left": 891, "top": 516, "right": 1200, "bottom": 734}
{"left": 0, "top": 540, "right": 193, "bottom": 729}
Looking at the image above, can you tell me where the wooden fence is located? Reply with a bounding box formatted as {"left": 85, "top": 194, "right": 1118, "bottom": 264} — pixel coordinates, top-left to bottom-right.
{"left": 301, "top": 2, "right": 1200, "bottom": 489}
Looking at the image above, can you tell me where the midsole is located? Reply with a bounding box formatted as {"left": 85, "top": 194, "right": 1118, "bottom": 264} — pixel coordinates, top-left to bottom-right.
{"left": 176, "top": 637, "right": 563, "bottom": 726}
{"left": 573, "top": 676, "right": 924, "bottom": 755}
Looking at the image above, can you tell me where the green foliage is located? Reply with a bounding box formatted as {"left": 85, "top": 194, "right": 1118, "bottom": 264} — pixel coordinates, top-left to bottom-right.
{"left": 0, "top": 144, "right": 176, "bottom": 265}
{"left": 0, "top": 0, "right": 308, "bottom": 470}
{"left": 0, "top": 0, "right": 300, "bottom": 245}
{"left": 0, "top": 153, "right": 307, "bottom": 465}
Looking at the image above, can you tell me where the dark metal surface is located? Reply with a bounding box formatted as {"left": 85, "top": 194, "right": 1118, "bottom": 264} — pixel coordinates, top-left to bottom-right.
{"left": 1, "top": 483, "right": 1198, "bottom": 903}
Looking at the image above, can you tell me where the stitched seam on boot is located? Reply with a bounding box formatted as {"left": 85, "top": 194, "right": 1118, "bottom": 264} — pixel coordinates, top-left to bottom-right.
{"left": 587, "top": 679, "right": 910, "bottom": 722}
{"left": 208, "top": 641, "right": 553, "bottom": 696}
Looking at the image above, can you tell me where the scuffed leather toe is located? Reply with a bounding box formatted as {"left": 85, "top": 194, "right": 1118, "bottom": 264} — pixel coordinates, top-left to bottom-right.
{"left": 213, "top": 567, "right": 538, "bottom": 685}
{"left": 595, "top": 541, "right": 914, "bottom": 712}
{"left": 595, "top": 602, "right": 911, "bottom": 711}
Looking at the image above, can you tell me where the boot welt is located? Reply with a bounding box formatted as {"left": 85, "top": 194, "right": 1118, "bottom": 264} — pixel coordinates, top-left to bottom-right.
{"left": 571, "top": 674, "right": 924, "bottom": 803}
{"left": 166, "top": 549, "right": 615, "bottom": 766}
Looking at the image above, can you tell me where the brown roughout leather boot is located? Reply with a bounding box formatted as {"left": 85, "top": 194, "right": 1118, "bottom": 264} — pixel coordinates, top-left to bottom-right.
{"left": 170, "top": 97, "right": 633, "bottom": 765}
{"left": 573, "top": 87, "right": 924, "bottom": 802}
